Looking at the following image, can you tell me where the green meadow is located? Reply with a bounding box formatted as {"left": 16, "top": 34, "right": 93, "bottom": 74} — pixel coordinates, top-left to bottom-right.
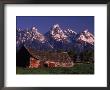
{"left": 16, "top": 63, "right": 94, "bottom": 74}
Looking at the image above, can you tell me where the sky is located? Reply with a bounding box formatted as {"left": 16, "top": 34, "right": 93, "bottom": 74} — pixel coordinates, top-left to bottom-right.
{"left": 16, "top": 16, "right": 94, "bottom": 34}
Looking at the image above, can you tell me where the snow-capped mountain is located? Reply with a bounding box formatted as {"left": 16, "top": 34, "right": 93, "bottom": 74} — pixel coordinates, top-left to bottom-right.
{"left": 17, "top": 26, "right": 46, "bottom": 43}
{"left": 45, "top": 24, "right": 75, "bottom": 51}
{"left": 27, "top": 27, "right": 46, "bottom": 43}
{"left": 16, "top": 27, "right": 44, "bottom": 47}
{"left": 77, "top": 29, "right": 94, "bottom": 45}
{"left": 51, "top": 24, "right": 68, "bottom": 42}
{"left": 45, "top": 24, "right": 77, "bottom": 43}
{"left": 16, "top": 27, "right": 53, "bottom": 51}
{"left": 17, "top": 24, "right": 94, "bottom": 52}
{"left": 64, "top": 29, "right": 77, "bottom": 36}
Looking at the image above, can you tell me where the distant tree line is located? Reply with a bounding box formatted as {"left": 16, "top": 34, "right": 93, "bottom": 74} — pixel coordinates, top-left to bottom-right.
{"left": 68, "top": 49, "right": 94, "bottom": 63}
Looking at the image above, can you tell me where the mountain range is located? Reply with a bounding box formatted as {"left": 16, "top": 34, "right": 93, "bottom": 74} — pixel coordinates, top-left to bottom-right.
{"left": 16, "top": 24, "right": 94, "bottom": 53}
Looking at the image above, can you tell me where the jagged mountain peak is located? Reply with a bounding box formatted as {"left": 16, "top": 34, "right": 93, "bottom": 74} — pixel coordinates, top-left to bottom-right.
{"left": 83, "top": 29, "right": 88, "bottom": 34}
{"left": 51, "top": 24, "right": 63, "bottom": 35}
{"left": 17, "top": 25, "right": 94, "bottom": 52}
{"left": 50, "top": 24, "right": 68, "bottom": 42}
{"left": 33, "top": 27, "right": 45, "bottom": 42}
{"left": 17, "top": 26, "right": 46, "bottom": 45}
{"left": 32, "top": 26, "right": 38, "bottom": 32}
{"left": 64, "top": 29, "right": 77, "bottom": 36}
{"left": 53, "top": 24, "right": 60, "bottom": 29}
{"left": 77, "top": 29, "right": 94, "bottom": 45}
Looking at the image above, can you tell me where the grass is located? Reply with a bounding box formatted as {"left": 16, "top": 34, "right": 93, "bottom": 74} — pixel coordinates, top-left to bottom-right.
{"left": 16, "top": 63, "right": 94, "bottom": 74}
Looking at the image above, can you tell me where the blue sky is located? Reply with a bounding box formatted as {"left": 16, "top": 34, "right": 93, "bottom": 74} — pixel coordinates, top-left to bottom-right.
{"left": 16, "top": 16, "right": 94, "bottom": 34}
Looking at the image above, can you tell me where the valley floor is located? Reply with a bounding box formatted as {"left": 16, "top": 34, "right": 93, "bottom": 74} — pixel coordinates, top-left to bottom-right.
{"left": 16, "top": 63, "right": 94, "bottom": 74}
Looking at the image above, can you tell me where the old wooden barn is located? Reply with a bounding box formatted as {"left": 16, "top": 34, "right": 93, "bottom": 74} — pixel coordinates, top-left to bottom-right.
{"left": 16, "top": 46, "right": 74, "bottom": 68}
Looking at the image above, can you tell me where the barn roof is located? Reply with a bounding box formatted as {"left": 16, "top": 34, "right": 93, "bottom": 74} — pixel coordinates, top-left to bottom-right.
{"left": 25, "top": 46, "right": 72, "bottom": 62}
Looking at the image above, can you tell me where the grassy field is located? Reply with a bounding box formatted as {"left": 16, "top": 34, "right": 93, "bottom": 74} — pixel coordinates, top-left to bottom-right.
{"left": 16, "top": 63, "right": 94, "bottom": 74}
